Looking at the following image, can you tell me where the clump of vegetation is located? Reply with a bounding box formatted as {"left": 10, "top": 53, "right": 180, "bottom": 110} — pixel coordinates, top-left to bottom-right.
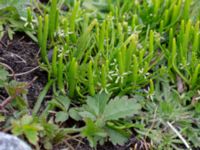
{"left": 0, "top": 0, "right": 200, "bottom": 149}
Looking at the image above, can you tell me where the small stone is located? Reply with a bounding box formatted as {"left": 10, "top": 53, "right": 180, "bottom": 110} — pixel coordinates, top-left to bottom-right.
{"left": 0, "top": 132, "right": 31, "bottom": 150}
{"left": 47, "top": 49, "right": 53, "bottom": 62}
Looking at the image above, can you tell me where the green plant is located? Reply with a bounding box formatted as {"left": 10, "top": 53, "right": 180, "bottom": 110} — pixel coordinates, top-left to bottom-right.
{"left": 69, "top": 92, "right": 141, "bottom": 147}
{"left": 33, "top": 80, "right": 53, "bottom": 115}
{"left": 37, "top": 1, "right": 162, "bottom": 97}
{"left": 160, "top": 19, "right": 200, "bottom": 89}
{"left": 4, "top": 80, "right": 29, "bottom": 110}
{"left": 11, "top": 115, "right": 43, "bottom": 145}
{"left": 0, "top": 67, "right": 9, "bottom": 88}
{"left": 1, "top": 0, "right": 200, "bottom": 149}
{"left": 38, "top": 14, "right": 49, "bottom": 64}
{"left": 136, "top": 77, "right": 199, "bottom": 149}
{"left": 0, "top": 0, "right": 37, "bottom": 41}
{"left": 43, "top": 95, "right": 71, "bottom": 123}
{"left": 0, "top": 66, "right": 33, "bottom": 111}
{"left": 38, "top": 0, "right": 197, "bottom": 98}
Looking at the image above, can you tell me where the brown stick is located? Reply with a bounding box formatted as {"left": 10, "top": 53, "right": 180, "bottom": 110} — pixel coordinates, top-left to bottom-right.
{"left": 0, "top": 77, "right": 38, "bottom": 109}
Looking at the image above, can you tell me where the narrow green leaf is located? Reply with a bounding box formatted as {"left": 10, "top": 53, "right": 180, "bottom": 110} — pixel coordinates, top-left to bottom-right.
{"left": 58, "top": 53, "right": 65, "bottom": 94}
{"left": 49, "top": 0, "right": 57, "bottom": 40}
{"left": 88, "top": 61, "right": 95, "bottom": 96}
{"left": 191, "top": 64, "right": 200, "bottom": 88}
{"left": 41, "top": 15, "right": 49, "bottom": 64}
{"left": 68, "top": 58, "right": 78, "bottom": 97}
{"left": 52, "top": 46, "right": 58, "bottom": 77}
{"left": 132, "top": 55, "right": 138, "bottom": 85}
{"left": 33, "top": 80, "right": 53, "bottom": 114}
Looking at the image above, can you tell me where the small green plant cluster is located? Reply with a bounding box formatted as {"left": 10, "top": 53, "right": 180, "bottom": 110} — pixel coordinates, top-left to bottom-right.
{"left": 1, "top": 0, "right": 200, "bottom": 149}
{"left": 41, "top": 93, "right": 141, "bottom": 147}
{"left": 36, "top": 0, "right": 200, "bottom": 98}
{"left": 0, "top": 67, "right": 29, "bottom": 110}
{"left": 0, "top": 0, "right": 37, "bottom": 41}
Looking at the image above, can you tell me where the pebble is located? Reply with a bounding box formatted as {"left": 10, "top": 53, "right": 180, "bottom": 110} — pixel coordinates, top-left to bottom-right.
{"left": 0, "top": 132, "right": 31, "bottom": 150}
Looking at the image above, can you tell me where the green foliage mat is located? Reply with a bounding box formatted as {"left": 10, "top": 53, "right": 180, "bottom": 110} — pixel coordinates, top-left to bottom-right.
{"left": 0, "top": 0, "right": 200, "bottom": 149}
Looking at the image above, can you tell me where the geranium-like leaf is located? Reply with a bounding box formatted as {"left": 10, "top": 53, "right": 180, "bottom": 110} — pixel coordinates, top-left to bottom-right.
{"left": 86, "top": 92, "right": 110, "bottom": 116}
{"left": 69, "top": 107, "right": 82, "bottom": 121}
{"left": 11, "top": 115, "right": 43, "bottom": 145}
{"left": 55, "top": 111, "right": 69, "bottom": 123}
{"left": 21, "top": 115, "right": 33, "bottom": 125}
{"left": 24, "top": 127, "right": 39, "bottom": 145}
{"left": 56, "top": 96, "right": 71, "bottom": 110}
{"left": 0, "top": 0, "right": 30, "bottom": 18}
{"left": 104, "top": 96, "right": 141, "bottom": 121}
{"left": 107, "top": 128, "right": 129, "bottom": 145}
